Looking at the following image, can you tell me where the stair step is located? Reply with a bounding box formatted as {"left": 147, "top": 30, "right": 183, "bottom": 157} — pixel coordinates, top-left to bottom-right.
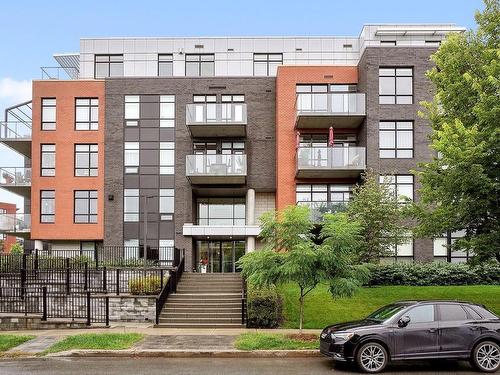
{"left": 163, "top": 307, "right": 241, "bottom": 312}
{"left": 156, "top": 323, "right": 245, "bottom": 328}
{"left": 159, "top": 317, "right": 243, "bottom": 324}
{"left": 161, "top": 312, "right": 241, "bottom": 319}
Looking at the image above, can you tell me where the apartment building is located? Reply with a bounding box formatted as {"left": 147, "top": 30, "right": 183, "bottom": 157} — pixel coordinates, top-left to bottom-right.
{"left": 0, "top": 24, "right": 469, "bottom": 270}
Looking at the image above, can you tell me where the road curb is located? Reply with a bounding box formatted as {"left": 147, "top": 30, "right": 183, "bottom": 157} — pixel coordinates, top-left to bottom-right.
{"left": 47, "top": 349, "right": 322, "bottom": 358}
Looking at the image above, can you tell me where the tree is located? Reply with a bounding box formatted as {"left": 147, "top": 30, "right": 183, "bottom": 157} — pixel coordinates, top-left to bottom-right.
{"left": 414, "top": 0, "right": 500, "bottom": 262}
{"left": 238, "top": 205, "right": 369, "bottom": 331}
{"left": 10, "top": 242, "right": 23, "bottom": 255}
{"left": 346, "top": 170, "right": 409, "bottom": 263}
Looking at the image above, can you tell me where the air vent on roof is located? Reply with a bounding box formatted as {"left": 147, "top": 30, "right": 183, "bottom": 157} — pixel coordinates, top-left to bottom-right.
{"left": 209, "top": 86, "right": 226, "bottom": 90}
{"left": 194, "top": 44, "right": 204, "bottom": 49}
{"left": 324, "top": 75, "right": 333, "bottom": 79}
{"left": 343, "top": 44, "right": 352, "bottom": 49}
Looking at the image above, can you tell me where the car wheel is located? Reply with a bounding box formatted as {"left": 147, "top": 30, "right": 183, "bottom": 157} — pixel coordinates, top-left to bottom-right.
{"left": 356, "top": 342, "right": 388, "bottom": 373}
{"left": 472, "top": 341, "right": 500, "bottom": 373}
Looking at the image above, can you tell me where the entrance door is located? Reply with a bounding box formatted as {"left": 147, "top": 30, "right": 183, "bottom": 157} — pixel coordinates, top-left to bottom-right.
{"left": 196, "top": 240, "right": 245, "bottom": 273}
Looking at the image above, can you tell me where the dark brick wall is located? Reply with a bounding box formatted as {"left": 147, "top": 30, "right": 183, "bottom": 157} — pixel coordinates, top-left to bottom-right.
{"left": 104, "top": 77, "right": 276, "bottom": 270}
{"left": 358, "top": 47, "right": 437, "bottom": 261}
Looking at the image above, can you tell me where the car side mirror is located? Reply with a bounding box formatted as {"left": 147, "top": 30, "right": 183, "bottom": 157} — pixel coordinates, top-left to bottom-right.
{"left": 398, "top": 316, "right": 411, "bottom": 328}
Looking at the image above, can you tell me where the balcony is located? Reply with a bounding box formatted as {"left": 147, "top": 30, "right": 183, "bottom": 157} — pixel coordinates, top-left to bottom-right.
{"left": 296, "top": 146, "right": 366, "bottom": 178}
{"left": 186, "top": 154, "right": 247, "bottom": 185}
{"left": 0, "top": 168, "right": 31, "bottom": 198}
{"left": 299, "top": 202, "right": 348, "bottom": 223}
{"left": 0, "top": 214, "right": 31, "bottom": 239}
{"left": 295, "top": 93, "right": 366, "bottom": 128}
{"left": 0, "top": 121, "right": 32, "bottom": 157}
{"left": 186, "top": 103, "right": 247, "bottom": 137}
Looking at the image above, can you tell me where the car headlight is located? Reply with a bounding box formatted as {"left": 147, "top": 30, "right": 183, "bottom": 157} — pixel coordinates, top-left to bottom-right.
{"left": 332, "top": 332, "right": 354, "bottom": 341}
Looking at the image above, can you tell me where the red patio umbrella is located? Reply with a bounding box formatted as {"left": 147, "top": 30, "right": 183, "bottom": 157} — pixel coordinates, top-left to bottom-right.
{"left": 328, "top": 126, "right": 335, "bottom": 147}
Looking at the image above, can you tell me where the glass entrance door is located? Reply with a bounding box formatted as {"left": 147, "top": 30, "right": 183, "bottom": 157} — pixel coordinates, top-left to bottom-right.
{"left": 196, "top": 240, "right": 245, "bottom": 273}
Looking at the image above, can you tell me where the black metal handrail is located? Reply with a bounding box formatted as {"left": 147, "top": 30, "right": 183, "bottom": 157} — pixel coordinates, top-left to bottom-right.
{"left": 155, "top": 250, "right": 185, "bottom": 325}
{"left": 241, "top": 276, "right": 247, "bottom": 326}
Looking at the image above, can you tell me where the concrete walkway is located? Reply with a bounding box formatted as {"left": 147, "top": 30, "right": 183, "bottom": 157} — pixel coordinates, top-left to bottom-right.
{"left": 7, "top": 335, "right": 61, "bottom": 354}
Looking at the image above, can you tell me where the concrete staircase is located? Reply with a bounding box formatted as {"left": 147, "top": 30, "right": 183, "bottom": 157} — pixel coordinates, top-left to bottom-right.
{"left": 157, "top": 273, "right": 244, "bottom": 328}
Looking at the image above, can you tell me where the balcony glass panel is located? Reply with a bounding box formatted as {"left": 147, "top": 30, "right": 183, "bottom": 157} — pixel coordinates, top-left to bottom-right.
{"left": 0, "top": 213, "right": 31, "bottom": 232}
{"left": 186, "top": 154, "right": 247, "bottom": 176}
{"left": 296, "top": 93, "right": 365, "bottom": 116}
{"left": 0, "top": 168, "right": 31, "bottom": 186}
{"left": 297, "top": 147, "right": 366, "bottom": 169}
{"left": 0, "top": 122, "right": 32, "bottom": 139}
{"left": 186, "top": 103, "right": 247, "bottom": 125}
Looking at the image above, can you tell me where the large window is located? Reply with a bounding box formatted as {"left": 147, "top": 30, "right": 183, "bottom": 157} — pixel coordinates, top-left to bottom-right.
{"left": 433, "top": 230, "right": 470, "bottom": 262}
{"left": 160, "top": 95, "right": 175, "bottom": 128}
{"left": 185, "top": 54, "right": 215, "bottom": 77}
{"left": 124, "top": 142, "right": 139, "bottom": 174}
{"left": 94, "top": 54, "right": 123, "bottom": 78}
{"left": 160, "top": 142, "right": 175, "bottom": 174}
{"left": 75, "top": 98, "right": 99, "bottom": 130}
{"left": 40, "top": 144, "right": 56, "bottom": 176}
{"left": 124, "top": 189, "right": 139, "bottom": 222}
{"left": 379, "top": 67, "right": 413, "bottom": 104}
{"left": 124, "top": 95, "right": 140, "bottom": 126}
{"left": 158, "top": 54, "right": 173, "bottom": 76}
{"left": 379, "top": 121, "right": 413, "bottom": 158}
{"left": 159, "top": 189, "right": 174, "bottom": 220}
{"left": 40, "top": 190, "right": 55, "bottom": 223}
{"left": 75, "top": 144, "right": 98, "bottom": 177}
{"left": 197, "top": 198, "right": 245, "bottom": 225}
{"left": 296, "top": 184, "right": 352, "bottom": 217}
{"left": 379, "top": 175, "right": 414, "bottom": 202}
{"left": 41, "top": 98, "right": 56, "bottom": 130}
{"left": 253, "top": 53, "right": 283, "bottom": 76}
{"left": 387, "top": 236, "right": 414, "bottom": 260}
{"left": 74, "top": 190, "right": 97, "bottom": 223}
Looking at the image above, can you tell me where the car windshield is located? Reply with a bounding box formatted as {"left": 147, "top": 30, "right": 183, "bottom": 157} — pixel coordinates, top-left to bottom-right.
{"left": 366, "top": 304, "right": 409, "bottom": 322}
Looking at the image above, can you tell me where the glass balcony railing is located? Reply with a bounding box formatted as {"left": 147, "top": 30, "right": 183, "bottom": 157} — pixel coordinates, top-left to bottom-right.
{"left": 0, "top": 121, "right": 32, "bottom": 139}
{"left": 297, "top": 147, "right": 366, "bottom": 170}
{"left": 186, "top": 103, "right": 247, "bottom": 125}
{"left": 0, "top": 168, "right": 32, "bottom": 186}
{"left": 298, "top": 202, "right": 348, "bottom": 222}
{"left": 296, "top": 93, "right": 366, "bottom": 116}
{"left": 186, "top": 154, "right": 247, "bottom": 177}
{"left": 0, "top": 213, "right": 31, "bottom": 233}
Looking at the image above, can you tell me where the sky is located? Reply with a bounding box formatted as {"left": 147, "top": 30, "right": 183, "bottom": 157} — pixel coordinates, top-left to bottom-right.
{"left": 0, "top": 0, "right": 484, "bottom": 210}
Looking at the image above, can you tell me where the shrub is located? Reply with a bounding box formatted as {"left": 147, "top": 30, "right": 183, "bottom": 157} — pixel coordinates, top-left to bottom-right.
{"left": 367, "top": 262, "right": 500, "bottom": 286}
{"left": 128, "top": 275, "right": 165, "bottom": 295}
{"left": 246, "top": 286, "right": 283, "bottom": 328}
{"left": 9, "top": 243, "right": 23, "bottom": 255}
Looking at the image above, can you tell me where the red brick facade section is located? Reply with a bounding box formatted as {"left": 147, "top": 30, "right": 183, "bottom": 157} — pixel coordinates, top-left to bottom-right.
{"left": 0, "top": 202, "right": 17, "bottom": 252}
{"left": 275, "top": 66, "right": 358, "bottom": 210}
{"left": 31, "top": 81, "right": 105, "bottom": 241}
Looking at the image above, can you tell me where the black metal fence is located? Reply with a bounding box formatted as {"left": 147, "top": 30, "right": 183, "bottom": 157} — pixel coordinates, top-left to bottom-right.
{"left": 0, "top": 287, "right": 109, "bottom": 325}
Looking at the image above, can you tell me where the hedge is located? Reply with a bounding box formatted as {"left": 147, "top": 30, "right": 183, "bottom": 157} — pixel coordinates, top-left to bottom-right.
{"left": 367, "top": 262, "right": 500, "bottom": 286}
{"left": 247, "top": 286, "right": 283, "bottom": 328}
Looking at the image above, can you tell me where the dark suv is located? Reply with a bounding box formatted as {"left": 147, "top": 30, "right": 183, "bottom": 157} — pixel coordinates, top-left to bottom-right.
{"left": 320, "top": 301, "right": 500, "bottom": 373}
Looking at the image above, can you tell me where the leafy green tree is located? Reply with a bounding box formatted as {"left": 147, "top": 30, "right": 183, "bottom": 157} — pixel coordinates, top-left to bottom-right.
{"left": 414, "top": 0, "right": 500, "bottom": 262}
{"left": 346, "top": 170, "right": 409, "bottom": 263}
{"left": 238, "top": 206, "right": 369, "bottom": 331}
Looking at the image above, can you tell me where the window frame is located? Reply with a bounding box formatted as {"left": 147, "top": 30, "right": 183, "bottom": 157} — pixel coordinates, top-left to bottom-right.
{"left": 159, "top": 142, "right": 175, "bottom": 175}
{"left": 41, "top": 98, "right": 56, "bottom": 131}
{"left": 379, "top": 121, "right": 414, "bottom": 159}
{"left": 74, "top": 144, "right": 98, "bottom": 177}
{"left": 197, "top": 197, "right": 246, "bottom": 226}
{"left": 40, "top": 190, "right": 55, "bottom": 223}
{"left": 124, "top": 142, "right": 140, "bottom": 174}
{"left": 159, "top": 189, "right": 175, "bottom": 221}
{"left": 73, "top": 190, "right": 98, "bottom": 224}
{"left": 379, "top": 175, "right": 414, "bottom": 202}
{"left": 123, "top": 189, "right": 140, "bottom": 222}
{"left": 40, "top": 144, "right": 56, "bottom": 177}
{"left": 253, "top": 53, "right": 283, "bottom": 76}
{"left": 379, "top": 67, "right": 413, "bottom": 105}
{"left": 75, "top": 98, "right": 99, "bottom": 131}
{"left": 94, "top": 54, "right": 124, "bottom": 79}
{"left": 185, "top": 54, "right": 215, "bottom": 77}
{"left": 158, "top": 54, "right": 173, "bottom": 77}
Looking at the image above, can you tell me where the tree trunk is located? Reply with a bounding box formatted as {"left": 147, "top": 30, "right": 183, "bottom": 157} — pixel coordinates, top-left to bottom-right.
{"left": 299, "top": 286, "right": 304, "bottom": 333}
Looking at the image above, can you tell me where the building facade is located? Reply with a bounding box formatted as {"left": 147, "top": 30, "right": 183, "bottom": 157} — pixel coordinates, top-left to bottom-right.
{"left": 0, "top": 24, "right": 470, "bottom": 268}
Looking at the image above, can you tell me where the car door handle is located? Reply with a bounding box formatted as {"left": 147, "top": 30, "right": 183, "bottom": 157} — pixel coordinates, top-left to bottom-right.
{"left": 428, "top": 328, "right": 438, "bottom": 333}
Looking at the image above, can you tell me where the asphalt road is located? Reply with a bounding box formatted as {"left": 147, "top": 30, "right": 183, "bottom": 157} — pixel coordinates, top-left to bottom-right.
{"left": 0, "top": 357, "right": 478, "bottom": 374}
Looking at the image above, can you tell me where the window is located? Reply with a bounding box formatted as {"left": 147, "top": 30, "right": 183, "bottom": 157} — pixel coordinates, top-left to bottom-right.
{"left": 124, "top": 142, "right": 139, "bottom": 174}
{"left": 94, "top": 54, "right": 123, "bottom": 78}
{"left": 158, "top": 54, "right": 173, "bottom": 76}
{"left": 379, "top": 121, "right": 413, "bottom": 158}
{"left": 185, "top": 54, "right": 214, "bottom": 77}
{"left": 379, "top": 67, "right": 413, "bottom": 104}
{"left": 379, "top": 175, "right": 414, "bottom": 202}
{"left": 74, "top": 144, "right": 98, "bottom": 177}
{"left": 41, "top": 98, "right": 56, "bottom": 130}
{"left": 160, "top": 142, "right": 175, "bottom": 174}
{"left": 75, "top": 98, "right": 99, "bottom": 130}
{"left": 388, "top": 236, "right": 414, "bottom": 259}
{"left": 41, "top": 144, "right": 56, "bottom": 176}
{"left": 124, "top": 189, "right": 139, "bottom": 222}
{"left": 463, "top": 306, "right": 483, "bottom": 320}
{"left": 160, "top": 95, "right": 175, "bottom": 127}
{"left": 296, "top": 184, "right": 352, "bottom": 220}
{"left": 124, "top": 95, "right": 140, "bottom": 126}
{"left": 406, "top": 305, "right": 435, "bottom": 323}
{"left": 433, "top": 230, "right": 470, "bottom": 262}
{"left": 253, "top": 53, "right": 283, "bottom": 76}
{"left": 74, "top": 190, "right": 97, "bottom": 223}
{"left": 124, "top": 239, "right": 139, "bottom": 259}
{"left": 438, "top": 304, "right": 468, "bottom": 321}
{"left": 221, "top": 95, "right": 245, "bottom": 122}
{"left": 197, "top": 198, "right": 245, "bottom": 225}
{"left": 159, "top": 189, "right": 174, "bottom": 220}
{"left": 40, "top": 190, "right": 55, "bottom": 223}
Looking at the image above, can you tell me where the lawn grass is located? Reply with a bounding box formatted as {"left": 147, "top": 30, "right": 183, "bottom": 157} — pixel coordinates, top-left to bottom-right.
{"left": 278, "top": 284, "right": 500, "bottom": 329}
{"left": 44, "top": 333, "right": 143, "bottom": 354}
{"left": 234, "top": 333, "right": 318, "bottom": 350}
{"left": 0, "top": 335, "right": 35, "bottom": 352}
